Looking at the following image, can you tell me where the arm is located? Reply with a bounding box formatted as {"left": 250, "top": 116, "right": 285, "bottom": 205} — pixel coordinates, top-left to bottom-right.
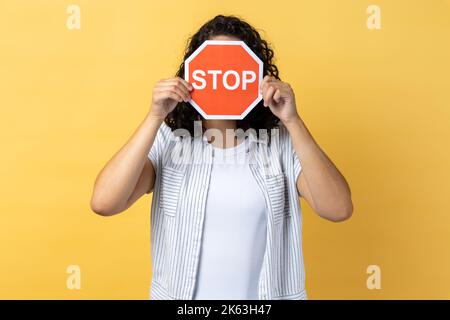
{"left": 90, "top": 114, "right": 161, "bottom": 216}
{"left": 285, "top": 117, "right": 353, "bottom": 222}
{"left": 90, "top": 77, "right": 193, "bottom": 216}
{"left": 261, "top": 76, "right": 353, "bottom": 222}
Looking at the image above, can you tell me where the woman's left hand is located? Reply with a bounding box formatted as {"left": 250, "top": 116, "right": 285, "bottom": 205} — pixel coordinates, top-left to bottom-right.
{"left": 260, "top": 75, "right": 300, "bottom": 125}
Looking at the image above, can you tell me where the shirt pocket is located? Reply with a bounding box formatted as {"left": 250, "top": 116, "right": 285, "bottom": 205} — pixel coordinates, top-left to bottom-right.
{"left": 160, "top": 166, "right": 185, "bottom": 217}
{"left": 266, "top": 172, "right": 290, "bottom": 224}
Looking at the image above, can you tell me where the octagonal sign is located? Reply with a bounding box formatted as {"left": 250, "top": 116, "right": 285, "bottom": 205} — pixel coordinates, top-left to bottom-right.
{"left": 184, "top": 40, "right": 263, "bottom": 119}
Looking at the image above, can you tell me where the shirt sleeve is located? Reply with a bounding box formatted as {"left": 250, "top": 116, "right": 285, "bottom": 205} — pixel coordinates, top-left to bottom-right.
{"left": 293, "top": 149, "right": 302, "bottom": 183}
{"left": 279, "top": 123, "right": 302, "bottom": 183}
{"left": 148, "top": 122, "right": 171, "bottom": 175}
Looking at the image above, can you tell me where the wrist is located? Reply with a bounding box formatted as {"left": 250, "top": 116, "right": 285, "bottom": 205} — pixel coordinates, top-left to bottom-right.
{"left": 146, "top": 110, "right": 166, "bottom": 124}
{"left": 282, "top": 114, "right": 303, "bottom": 130}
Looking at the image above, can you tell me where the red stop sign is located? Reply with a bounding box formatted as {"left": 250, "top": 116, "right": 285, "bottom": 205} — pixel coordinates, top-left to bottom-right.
{"left": 184, "top": 40, "right": 263, "bottom": 119}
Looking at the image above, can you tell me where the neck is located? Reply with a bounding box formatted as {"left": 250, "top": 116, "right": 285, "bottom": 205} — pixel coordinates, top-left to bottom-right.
{"left": 203, "top": 120, "right": 238, "bottom": 148}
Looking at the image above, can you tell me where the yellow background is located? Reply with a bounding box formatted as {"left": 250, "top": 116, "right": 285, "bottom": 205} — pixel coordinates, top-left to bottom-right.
{"left": 1, "top": 0, "right": 449, "bottom": 299}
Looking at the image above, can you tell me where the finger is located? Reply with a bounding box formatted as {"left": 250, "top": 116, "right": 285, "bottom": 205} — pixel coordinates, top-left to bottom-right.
{"left": 161, "top": 91, "right": 184, "bottom": 103}
{"left": 157, "top": 80, "right": 192, "bottom": 95}
{"left": 273, "top": 88, "right": 282, "bottom": 104}
{"left": 156, "top": 83, "right": 190, "bottom": 99}
{"left": 261, "top": 79, "right": 280, "bottom": 96}
{"left": 260, "top": 79, "right": 271, "bottom": 94}
{"left": 263, "top": 75, "right": 274, "bottom": 83}
{"left": 162, "top": 77, "right": 193, "bottom": 92}
{"left": 155, "top": 85, "right": 190, "bottom": 102}
{"left": 174, "top": 77, "right": 194, "bottom": 92}
{"left": 161, "top": 81, "right": 193, "bottom": 100}
{"left": 155, "top": 88, "right": 184, "bottom": 103}
{"left": 260, "top": 75, "right": 273, "bottom": 93}
{"left": 154, "top": 87, "right": 188, "bottom": 102}
{"left": 263, "top": 85, "right": 276, "bottom": 107}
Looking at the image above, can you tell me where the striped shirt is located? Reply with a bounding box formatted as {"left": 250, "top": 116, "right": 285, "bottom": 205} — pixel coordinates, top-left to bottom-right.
{"left": 148, "top": 121, "right": 307, "bottom": 300}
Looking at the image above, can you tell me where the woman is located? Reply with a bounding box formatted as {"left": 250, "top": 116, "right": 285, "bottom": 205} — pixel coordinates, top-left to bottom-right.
{"left": 91, "top": 15, "right": 353, "bottom": 300}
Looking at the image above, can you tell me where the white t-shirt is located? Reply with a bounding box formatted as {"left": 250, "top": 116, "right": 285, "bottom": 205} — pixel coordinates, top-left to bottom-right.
{"left": 193, "top": 138, "right": 268, "bottom": 300}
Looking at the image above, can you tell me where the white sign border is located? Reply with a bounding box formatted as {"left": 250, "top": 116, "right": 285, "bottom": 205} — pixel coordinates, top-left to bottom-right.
{"left": 184, "top": 40, "right": 264, "bottom": 120}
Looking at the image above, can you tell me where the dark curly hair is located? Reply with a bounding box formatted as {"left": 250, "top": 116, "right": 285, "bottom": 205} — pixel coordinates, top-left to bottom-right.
{"left": 165, "top": 15, "right": 281, "bottom": 135}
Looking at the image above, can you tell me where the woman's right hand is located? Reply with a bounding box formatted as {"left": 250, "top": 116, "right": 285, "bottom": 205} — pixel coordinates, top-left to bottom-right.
{"left": 149, "top": 77, "right": 193, "bottom": 119}
{"left": 91, "top": 77, "right": 193, "bottom": 216}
